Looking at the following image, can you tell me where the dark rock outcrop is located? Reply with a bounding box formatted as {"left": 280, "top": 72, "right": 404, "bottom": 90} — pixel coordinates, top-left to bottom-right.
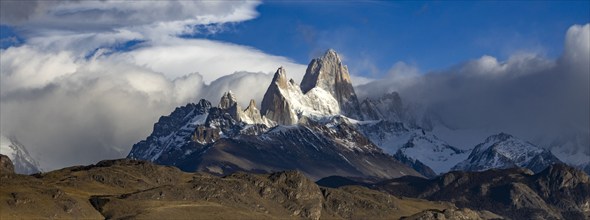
{"left": 0, "top": 154, "right": 15, "bottom": 174}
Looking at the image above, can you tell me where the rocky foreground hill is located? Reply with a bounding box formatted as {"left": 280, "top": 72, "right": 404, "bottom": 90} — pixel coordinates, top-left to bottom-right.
{"left": 0, "top": 154, "right": 501, "bottom": 220}
{"left": 319, "top": 164, "right": 590, "bottom": 220}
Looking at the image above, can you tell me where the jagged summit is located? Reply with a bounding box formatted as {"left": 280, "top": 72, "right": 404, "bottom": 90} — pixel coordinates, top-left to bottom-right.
{"left": 218, "top": 90, "right": 238, "bottom": 109}
{"left": 301, "top": 49, "right": 346, "bottom": 94}
{"left": 301, "top": 49, "right": 362, "bottom": 119}
{"left": 260, "top": 67, "right": 299, "bottom": 125}
{"left": 241, "top": 98, "right": 272, "bottom": 125}
{"left": 260, "top": 49, "right": 362, "bottom": 125}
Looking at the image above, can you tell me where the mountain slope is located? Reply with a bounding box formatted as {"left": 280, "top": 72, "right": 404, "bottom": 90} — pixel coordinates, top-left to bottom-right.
{"left": 130, "top": 102, "right": 421, "bottom": 181}
{"left": 357, "top": 121, "right": 469, "bottom": 178}
{"left": 452, "top": 133, "right": 562, "bottom": 173}
{"left": 0, "top": 135, "right": 42, "bottom": 174}
{"left": 127, "top": 100, "right": 212, "bottom": 161}
{"left": 128, "top": 49, "right": 423, "bottom": 181}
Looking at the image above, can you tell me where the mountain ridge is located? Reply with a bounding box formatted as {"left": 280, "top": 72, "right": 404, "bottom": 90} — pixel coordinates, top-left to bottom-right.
{"left": 1, "top": 155, "right": 493, "bottom": 220}
{"left": 128, "top": 49, "right": 424, "bottom": 181}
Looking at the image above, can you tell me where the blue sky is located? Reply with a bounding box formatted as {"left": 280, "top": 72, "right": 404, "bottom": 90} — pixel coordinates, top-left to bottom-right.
{"left": 194, "top": 1, "right": 589, "bottom": 77}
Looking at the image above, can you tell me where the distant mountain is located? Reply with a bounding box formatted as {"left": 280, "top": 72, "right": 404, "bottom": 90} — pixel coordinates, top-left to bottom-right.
{"left": 543, "top": 131, "right": 590, "bottom": 170}
{"left": 129, "top": 50, "right": 421, "bottom": 181}
{"left": 0, "top": 135, "right": 42, "bottom": 174}
{"left": 452, "top": 133, "right": 562, "bottom": 173}
{"left": 357, "top": 121, "right": 469, "bottom": 178}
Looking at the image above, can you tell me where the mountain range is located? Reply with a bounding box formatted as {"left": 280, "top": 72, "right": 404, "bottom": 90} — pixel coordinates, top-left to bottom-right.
{"left": 1, "top": 49, "right": 588, "bottom": 219}
{"left": 128, "top": 49, "right": 571, "bottom": 180}
{"left": 318, "top": 163, "right": 590, "bottom": 219}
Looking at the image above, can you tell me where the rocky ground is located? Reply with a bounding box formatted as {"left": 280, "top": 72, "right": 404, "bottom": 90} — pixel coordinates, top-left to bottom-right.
{"left": 371, "top": 165, "right": 589, "bottom": 219}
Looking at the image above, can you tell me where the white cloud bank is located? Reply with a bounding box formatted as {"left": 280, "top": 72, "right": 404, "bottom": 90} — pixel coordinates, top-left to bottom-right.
{"left": 0, "top": 0, "right": 307, "bottom": 170}
{"left": 357, "top": 24, "right": 590, "bottom": 164}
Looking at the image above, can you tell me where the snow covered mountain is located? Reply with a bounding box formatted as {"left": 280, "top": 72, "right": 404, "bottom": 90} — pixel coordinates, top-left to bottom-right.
{"left": 128, "top": 50, "right": 421, "bottom": 181}
{"left": 452, "top": 133, "right": 562, "bottom": 173}
{"left": 360, "top": 92, "right": 404, "bottom": 122}
{"left": 0, "top": 134, "right": 42, "bottom": 174}
{"left": 127, "top": 49, "right": 580, "bottom": 181}
{"left": 357, "top": 120, "right": 469, "bottom": 178}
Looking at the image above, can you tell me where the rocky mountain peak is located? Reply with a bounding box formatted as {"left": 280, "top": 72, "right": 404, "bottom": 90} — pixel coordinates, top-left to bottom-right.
{"left": 217, "top": 91, "right": 242, "bottom": 122}
{"left": 485, "top": 132, "right": 514, "bottom": 142}
{"left": 241, "top": 99, "right": 273, "bottom": 126}
{"left": 261, "top": 67, "right": 299, "bottom": 125}
{"left": 452, "top": 132, "right": 562, "bottom": 173}
{"left": 218, "top": 91, "right": 238, "bottom": 110}
{"left": 246, "top": 99, "right": 257, "bottom": 110}
{"left": 273, "top": 66, "right": 289, "bottom": 89}
{"left": 300, "top": 49, "right": 362, "bottom": 119}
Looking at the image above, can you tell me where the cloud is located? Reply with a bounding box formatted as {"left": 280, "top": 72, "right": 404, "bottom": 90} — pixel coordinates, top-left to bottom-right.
{"left": 357, "top": 24, "right": 590, "bottom": 159}
{"left": 0, "top": 42, "right": 300, "bottom": 170}
{"left": 355, "top": 61, "right": 420, "bottom": 98}
{"left": 0, "top": 0, "right": 313, "bottom": 170}
{"left": 116, "top": 38, "right": 306, "bottom": 83}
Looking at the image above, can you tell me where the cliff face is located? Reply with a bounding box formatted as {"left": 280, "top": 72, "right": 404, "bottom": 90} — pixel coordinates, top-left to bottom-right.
{"left": 301, "top": 49, "right": 362, "bottom": 119}
{"left": 260, "top": 67, "right": 299, "bottom": 125}
{"left": 260, "top": 49, "right": 363, "bottom": 126}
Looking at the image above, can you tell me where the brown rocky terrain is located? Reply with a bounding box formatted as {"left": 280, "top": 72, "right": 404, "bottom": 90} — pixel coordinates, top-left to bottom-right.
{"left": 0, "top": 154, "right": 495, "bottom": 219}
{"left": 371, "top": 165, "right": 590, "bottom": 220}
